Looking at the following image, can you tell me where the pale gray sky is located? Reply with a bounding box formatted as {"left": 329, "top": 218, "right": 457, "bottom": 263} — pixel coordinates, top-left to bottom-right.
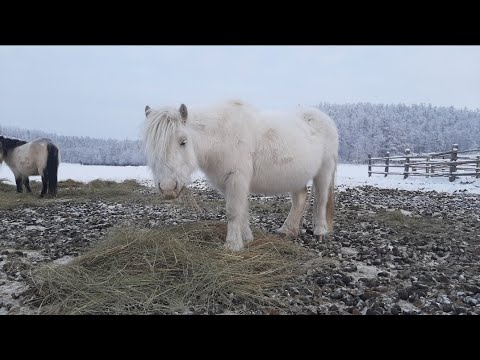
{"left": 1, "top": 46, "right": 479, "bottom": 140}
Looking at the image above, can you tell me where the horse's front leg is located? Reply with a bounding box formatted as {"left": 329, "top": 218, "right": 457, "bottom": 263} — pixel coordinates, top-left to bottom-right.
{"left": 224, "top": 172, "right": 251, "bottom": 251}
{"left": 241, "top": 211, "right": 254, "bottom": 246}
{"left": 15, "top": 176, "right": 23, "bottom": 193}
{"left": 22, "top": 176, "right": 32, "bottom": 193}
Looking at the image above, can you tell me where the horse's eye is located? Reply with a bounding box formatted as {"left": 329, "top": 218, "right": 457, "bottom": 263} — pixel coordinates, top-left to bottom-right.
{"left": 180, "top": 139, "right": 187, "bottom": 146}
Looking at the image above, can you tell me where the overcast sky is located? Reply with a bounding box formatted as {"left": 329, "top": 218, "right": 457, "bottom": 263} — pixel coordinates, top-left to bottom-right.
{"left": 1, "top": 46, "right": 479, "bottom": 140}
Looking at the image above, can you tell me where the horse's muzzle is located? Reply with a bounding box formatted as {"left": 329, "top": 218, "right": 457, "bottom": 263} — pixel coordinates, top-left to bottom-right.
{"left": 161, "top": 191, "right": 179, "bottom": 200}
{"left": 158, "top": 183, "right": 186, "bottom": 200}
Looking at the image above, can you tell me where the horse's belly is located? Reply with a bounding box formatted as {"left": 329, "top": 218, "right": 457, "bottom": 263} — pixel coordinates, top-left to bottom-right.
{"left": 17, "top": 160, "right": 39, "bottom": 176}
{"left": 250, "top": 164, "right": 316, "bottom": 195}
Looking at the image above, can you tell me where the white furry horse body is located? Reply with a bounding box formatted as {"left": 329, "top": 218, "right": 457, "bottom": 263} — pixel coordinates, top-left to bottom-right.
{"left": 0, "top": 136, "right": 60, "bottom": 197}
{"left": 143, "top": 101, "right": 338, "bottom": 251}
{"left": 5, "top": 141, "right": 49, "bottom": 176}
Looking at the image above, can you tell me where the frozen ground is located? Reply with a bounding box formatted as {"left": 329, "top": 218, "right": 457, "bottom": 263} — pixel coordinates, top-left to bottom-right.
{"left": 1, "top": 163, "right": 480, "bottom": 315}
{"left": 1, "top": 163, "right": 479, "bottom": 194}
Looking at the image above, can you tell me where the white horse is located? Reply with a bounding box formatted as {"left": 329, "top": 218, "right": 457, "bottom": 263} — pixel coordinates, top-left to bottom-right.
{"left": 143, "top": 100, "right": 338, "bottom": 251}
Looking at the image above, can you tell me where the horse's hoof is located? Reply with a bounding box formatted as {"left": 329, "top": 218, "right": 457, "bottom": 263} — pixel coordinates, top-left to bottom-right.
{"left": 274, "top": 228, "right": 299, "bottom": 238}
{"left": 224, "top": 242, "right": 244, "bottom": 252}
{"left": 314, "top": 235, "right": 325, "bottom": 242}
{"left": 274, "top": 228, "right": 289, "bottom": 237}
{"left": 244, "top": 236, "right": 254, "bottom": 246}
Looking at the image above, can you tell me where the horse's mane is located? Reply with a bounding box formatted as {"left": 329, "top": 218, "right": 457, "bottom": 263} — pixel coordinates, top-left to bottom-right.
{"left": 143, "top": 107, "right": 182, "bottom": 165}
{"left": 0, "top": 135, "right": 27, "bottom": 155}
{"left": 143, "top": 100, "right": 261, "bottom": 167}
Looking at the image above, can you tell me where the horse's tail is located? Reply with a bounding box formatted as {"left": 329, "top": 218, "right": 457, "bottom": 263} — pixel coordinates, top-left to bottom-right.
{"left": 46, "top": 143, "right": 59, "bottom": 195}
{"left": 326, "top": 157, "right": 337, "bottom": 232}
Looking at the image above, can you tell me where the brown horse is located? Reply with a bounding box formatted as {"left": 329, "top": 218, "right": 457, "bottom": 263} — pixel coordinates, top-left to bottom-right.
{"left": 0, "top": 136, "right": 60, "bottom": 197}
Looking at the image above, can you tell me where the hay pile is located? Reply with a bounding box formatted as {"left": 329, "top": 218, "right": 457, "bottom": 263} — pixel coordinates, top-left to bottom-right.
{"left": 28, "top": 221, "right": 312, "bottom": 314}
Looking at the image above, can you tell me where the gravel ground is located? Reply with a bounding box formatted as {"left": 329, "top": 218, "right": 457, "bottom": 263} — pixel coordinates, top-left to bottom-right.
{"left": 1, "top": 181, "right": 479, "bottom": 315}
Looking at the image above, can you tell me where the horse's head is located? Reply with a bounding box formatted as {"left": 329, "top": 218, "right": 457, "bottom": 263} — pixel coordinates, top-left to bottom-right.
{"left": 143, "top": 104, "right": 197, "bottom": 200}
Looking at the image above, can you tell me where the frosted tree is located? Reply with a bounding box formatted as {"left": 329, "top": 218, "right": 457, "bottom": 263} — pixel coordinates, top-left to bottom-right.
{"left": 2, "top": 103, "right": 479, "bottom": 165}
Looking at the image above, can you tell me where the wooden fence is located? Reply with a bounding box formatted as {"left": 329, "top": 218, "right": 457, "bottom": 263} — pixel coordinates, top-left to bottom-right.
{"left": 368, "top": 144, "right": 480, "bottom": 182}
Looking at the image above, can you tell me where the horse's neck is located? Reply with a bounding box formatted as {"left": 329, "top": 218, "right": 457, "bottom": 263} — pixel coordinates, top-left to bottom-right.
{"left": 188, "top": 112, "right": 234, "bottom": 172}
{"left": 5, "top": 143, "right": 28, "bottom": 164}
{"left": 189, "top": 122, "right": 212, "bottom": 172}
{"left": 188, "top": 110, "right": 261, "bottom": 172}
{"left": 4, "top": 150, "right": 16, "bottom": 168}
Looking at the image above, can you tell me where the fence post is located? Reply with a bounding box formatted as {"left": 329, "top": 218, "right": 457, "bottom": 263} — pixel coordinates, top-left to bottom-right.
{"left": 384, "top": 151, "right": 390, "bottom": 177}
{"left": 476, "top": 155, "right": 480, "bottom": 179}
{"left": 368, "top": 154, "right": 372, "bottom": 177}
{"left": 403, "top": 148, "right": 410, "bottom": 179}
{"left": 403, "top": 149, "right": 410, "bottom": 179}
{"left": 449, "top": 143, "right": 458, "bottom": 182}
{"left": 426, "top": 155, "right": 430, "bottom": 178}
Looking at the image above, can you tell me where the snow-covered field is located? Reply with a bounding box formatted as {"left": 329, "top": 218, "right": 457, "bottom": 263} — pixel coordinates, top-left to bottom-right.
{"left": 1, "top": 163, "right": 479, "bottom": 194}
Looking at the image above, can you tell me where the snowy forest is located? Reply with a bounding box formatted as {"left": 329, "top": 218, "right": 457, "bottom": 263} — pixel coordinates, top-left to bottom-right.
{"left": 0, "top": 127, "right": 145, "bottom": 166}
{"left": 319, "top": 102, "right": 480, "bottom": 162}
{"left": 1, "top": 103, "right": 479, "bottom": 165}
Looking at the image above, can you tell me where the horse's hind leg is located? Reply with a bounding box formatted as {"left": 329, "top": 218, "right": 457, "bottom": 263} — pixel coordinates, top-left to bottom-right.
{"left": 275, "top": 186, "right": 308, "bottom": 237}
{"left": 312, "top": 164, "right": 335, "bottom": 240}
{"left": 15, "top": 176, "right": 23, "bottom": 193}
{"left": 23, "top": 177, "right": 32, "bottom": 193}
{"left": 40, "top": 175, "right": 48, "bottom": 198}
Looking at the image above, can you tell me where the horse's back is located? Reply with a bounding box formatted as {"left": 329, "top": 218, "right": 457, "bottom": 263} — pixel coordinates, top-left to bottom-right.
{"left": 30, "top": 138, "right": 59, "bottom": 158}
{"left": 256, "top": 107, "right": 338, "bottom": 149}
{"left": 246, "top": 107, "right": 338, "bottom": 194}
{"left": 32, "top": 137, "right": 54, "bottom": 145}
{"left": 298, "top": 107, "right": 338, "bottom": 136}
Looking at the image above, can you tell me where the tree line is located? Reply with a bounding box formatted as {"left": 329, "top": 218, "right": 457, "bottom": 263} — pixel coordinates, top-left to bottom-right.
{"left": 2, "top": 102, "right": 479, "bottom": 165}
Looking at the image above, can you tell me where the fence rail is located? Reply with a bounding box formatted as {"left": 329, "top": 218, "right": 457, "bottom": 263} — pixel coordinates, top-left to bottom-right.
{"left": 367, "top": 144, "right": 480, "bottom": 182}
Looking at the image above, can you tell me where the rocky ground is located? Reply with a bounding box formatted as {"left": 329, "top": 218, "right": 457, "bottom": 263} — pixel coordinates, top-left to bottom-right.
{"left": 1, "top": 181, "right": 479, "bottom": 315}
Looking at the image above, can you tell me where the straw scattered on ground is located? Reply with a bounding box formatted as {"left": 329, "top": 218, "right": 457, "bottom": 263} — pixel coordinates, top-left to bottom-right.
{"left": 26, "top": 221, "right": 313, "bottom": 314}
{"left": 0, "top": 179, "right": 160, "bottom": 208}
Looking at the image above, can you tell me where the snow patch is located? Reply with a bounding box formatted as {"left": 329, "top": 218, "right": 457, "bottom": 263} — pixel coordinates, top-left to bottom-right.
{"left": 2, "top": 163, "right": 479, "bottom": 194}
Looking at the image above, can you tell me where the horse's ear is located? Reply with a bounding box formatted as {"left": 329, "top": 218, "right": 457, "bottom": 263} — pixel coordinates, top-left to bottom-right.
{"left": 145, "top": 105, "right": 151, "bottom": 117}
{"left": 179, "top": 104, "right": 188, "bottom": 123}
